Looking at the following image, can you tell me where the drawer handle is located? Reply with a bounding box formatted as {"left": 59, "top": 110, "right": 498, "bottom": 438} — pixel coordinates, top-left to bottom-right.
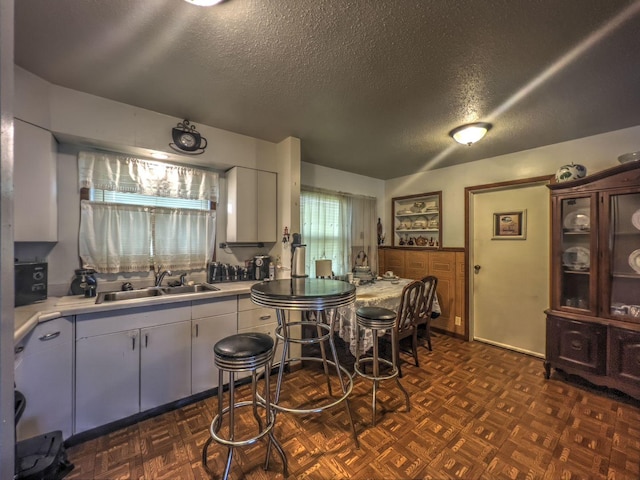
{"left": 14, "top": 346, "right": 24, "bottom": 354}
{"left": 570, "top": 340, "right": 582, "bottom": 351}
{"left": 259, "top": 315, "right": 272, "bottom": 321}
{"left": 39, "top": 331, "right": 60, "bottom": 341}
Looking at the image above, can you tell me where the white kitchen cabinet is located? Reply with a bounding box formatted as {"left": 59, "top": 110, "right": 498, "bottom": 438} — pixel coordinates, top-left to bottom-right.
{"left": 14, "top": 316, "right": 73, "bottom": 441}
{"left": 140, "top": 321, "right": 192, "bottom": 411}
{"left": 191, "top": 297, "right": 238, "bottom": 394}
{"left": 75, "top": 329, "right": 140, "bottom": 432}
{"left": 237, "top": 294, "right": 283, "bottom": 379}
{"left": 75, "top": 303, "right": 191, "bottom": 433}
{"left": 14, "top": 118, "right": 58, "bottom": 241}
{"left": 226, "top": 166, "right": 277, "bottom": 243}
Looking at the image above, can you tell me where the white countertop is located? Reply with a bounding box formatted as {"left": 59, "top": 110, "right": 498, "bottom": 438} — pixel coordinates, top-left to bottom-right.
{"left": 14, "top": 281, "right": 260, "bottom": 344}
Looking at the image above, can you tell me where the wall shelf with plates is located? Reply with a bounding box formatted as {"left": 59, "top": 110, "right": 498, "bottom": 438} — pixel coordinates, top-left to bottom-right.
{"left": 392, "top": 191, "right": 442, "bottom": 248}
{"left": 545, "top": 161, "right": 640, "bottom": 400}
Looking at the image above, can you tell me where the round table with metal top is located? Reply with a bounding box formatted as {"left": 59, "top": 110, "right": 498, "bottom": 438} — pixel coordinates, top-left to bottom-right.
{"left": 251, "top": 278, "right": 359, "bottom": 447}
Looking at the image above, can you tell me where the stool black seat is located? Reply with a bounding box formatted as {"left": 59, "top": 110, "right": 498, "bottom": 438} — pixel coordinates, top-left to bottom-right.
{"left": 203, "top": 332, "right": 287, "bottom": 480}
{"left": 354, "top": 306, "right": 411, "bottom": 426}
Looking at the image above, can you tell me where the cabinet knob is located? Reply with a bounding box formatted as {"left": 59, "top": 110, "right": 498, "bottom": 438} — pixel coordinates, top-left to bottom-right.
{"left": 474, "top": 265, "right": 481, "bottom": 273}
{"left": 570, "top": 340, "right": 583, "bottom": 351}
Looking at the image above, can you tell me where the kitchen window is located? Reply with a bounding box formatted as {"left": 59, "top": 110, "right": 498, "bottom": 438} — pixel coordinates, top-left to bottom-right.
{"left": 78, "top": 151, "right": 218, "bottom": 273}
{"left": 301, "top": 187, "right": 377, "bottom": 277}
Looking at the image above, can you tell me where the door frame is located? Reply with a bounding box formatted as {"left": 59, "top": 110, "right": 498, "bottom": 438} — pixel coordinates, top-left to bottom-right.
{"left": 464, "top": 175, "right": 553, "bottom": 341}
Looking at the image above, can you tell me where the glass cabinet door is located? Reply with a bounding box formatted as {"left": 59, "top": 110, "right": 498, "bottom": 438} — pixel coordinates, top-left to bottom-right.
{"left": 606, "top": 192, "right": 640, "bottom": 322}
{"left": 558, "top": 196, "right": 596, "bottom": 313}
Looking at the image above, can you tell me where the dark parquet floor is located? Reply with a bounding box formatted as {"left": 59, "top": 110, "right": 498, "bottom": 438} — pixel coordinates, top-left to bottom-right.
{"left": 65, "top": 333, "right": 640, "bottom": 479}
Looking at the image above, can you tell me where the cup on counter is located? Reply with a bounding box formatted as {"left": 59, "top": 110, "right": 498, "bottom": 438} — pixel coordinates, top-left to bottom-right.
{"left": 384, "top": 271, "right": 394, "bottom": 278}
{"left": 346, "top": 272, "right": 354, "bottom": 284}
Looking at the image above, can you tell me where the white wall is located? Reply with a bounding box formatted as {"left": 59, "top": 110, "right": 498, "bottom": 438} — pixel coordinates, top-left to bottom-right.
{"left": 386, "top": 125, "right": 640, "bottom": 247}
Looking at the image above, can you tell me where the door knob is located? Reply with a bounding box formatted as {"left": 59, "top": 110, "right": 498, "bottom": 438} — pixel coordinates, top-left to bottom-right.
{"left": 474, "top": 265, "right": 481, "bottom": 273}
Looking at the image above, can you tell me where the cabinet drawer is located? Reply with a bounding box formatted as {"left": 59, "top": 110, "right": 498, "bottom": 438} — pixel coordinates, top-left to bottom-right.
{"left": 77, "top": 303, "right": 191, "bottom": 338}
{"left": 192, "top": 297, "right": 237, "bottom": 319}
{"left": 609, "top": 327, "right": 640, "bottom": 384}
{"left": 237, "top": 322, "right": 283, "bottom": 368}
{"left": 546, "top": 316, "right": 606, "bottom": 375}
{"left": 238, "top": 307, "right": 277, "bottom": 330}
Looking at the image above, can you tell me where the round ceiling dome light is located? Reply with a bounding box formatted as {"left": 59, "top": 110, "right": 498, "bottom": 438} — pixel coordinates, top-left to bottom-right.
{"left": 449, "top": 122, "right": 493, "bottom": 146}
{"left": 183, "top": 0, "right": 224, "bottom": 6}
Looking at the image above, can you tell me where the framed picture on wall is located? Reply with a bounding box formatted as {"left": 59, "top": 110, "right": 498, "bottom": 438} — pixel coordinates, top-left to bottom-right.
{"left": 492, "top": 210, "right": 527, "bottom": 240}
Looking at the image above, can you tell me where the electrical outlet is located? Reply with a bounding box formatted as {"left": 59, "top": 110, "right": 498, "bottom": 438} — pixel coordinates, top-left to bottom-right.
{"left": 454, "top": 316, "right": 461, "bottom": 326}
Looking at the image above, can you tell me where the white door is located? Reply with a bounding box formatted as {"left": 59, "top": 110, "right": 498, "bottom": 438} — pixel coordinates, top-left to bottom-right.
{"left": 471, "top": 183, "right": 550, "bottom": 356}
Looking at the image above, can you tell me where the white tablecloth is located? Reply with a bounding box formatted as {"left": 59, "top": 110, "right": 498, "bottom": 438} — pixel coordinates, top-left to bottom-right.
{"left": 335, "top": 278, "right": 441, "bottom": 356}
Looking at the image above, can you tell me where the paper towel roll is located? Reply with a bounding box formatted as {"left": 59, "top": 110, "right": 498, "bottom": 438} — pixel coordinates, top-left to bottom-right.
{"left": 315, "top": 259, "right": 332, "bottom": 278}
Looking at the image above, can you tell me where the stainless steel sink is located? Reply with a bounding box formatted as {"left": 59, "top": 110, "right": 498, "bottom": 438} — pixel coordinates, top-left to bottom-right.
{"left": 96, "top": 287, "right": 165, "bottom": 303}
{"left": 162, "top": 283, "right": 220, "bottom": 294}
{"left": 95, "top": 283, "right": 219, "bottom": 303}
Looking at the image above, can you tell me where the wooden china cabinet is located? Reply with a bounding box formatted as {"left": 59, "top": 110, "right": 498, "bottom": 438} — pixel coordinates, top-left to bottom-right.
{"left": 545, "top": 161, "right": 640, "bottom": 399}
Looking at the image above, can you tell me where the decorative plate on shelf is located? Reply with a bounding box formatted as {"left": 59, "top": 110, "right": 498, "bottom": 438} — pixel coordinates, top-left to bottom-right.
{"left": 563, "top": 209, "right": 590, "bottom": 231}
{"left": 632, "top": 209, "right": 640, "bottom": 231}
{"left": 562, "top": 246, "right": 590, "bottom": 271}
{"left": 397, "top": 209, "right": 413, "bottom": 215}
{"left": 629, "top": 249, "right": 640, "bottom": 274}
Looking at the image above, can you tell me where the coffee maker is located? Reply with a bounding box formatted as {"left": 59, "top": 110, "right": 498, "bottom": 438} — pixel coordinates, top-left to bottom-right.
{"left": 253, "top": 255, "right": 271, "bottom": 280}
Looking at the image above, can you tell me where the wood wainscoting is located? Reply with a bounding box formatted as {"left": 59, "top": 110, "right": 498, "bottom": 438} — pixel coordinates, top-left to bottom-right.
{"left": 379, "top": 247, "right": 466, "bottom": 339}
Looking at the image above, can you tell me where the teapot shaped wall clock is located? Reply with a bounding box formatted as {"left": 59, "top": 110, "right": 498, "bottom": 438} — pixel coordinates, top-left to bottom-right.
{"left": 170, "top": 119, "right": 208, "bottom": 155}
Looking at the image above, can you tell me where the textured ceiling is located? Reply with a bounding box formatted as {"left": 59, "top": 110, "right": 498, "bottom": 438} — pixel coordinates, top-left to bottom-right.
{"left": 14, "top": 0, "right": 640, "bottom": 179}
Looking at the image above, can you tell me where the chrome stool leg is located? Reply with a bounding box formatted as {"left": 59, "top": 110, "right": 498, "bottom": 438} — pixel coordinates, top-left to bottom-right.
{"left": 202, "top": 333, "right": 287, "bottom": 480}
{"left": 354, "top": 307, "right": 411, "bottom": 426}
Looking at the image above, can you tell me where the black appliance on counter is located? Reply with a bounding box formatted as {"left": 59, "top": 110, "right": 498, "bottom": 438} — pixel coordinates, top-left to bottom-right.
{"left": 15, "top": 262, "right": 48, "bottom": 307}
{"left": 207, "top": 261, "right": 253, "bottom": 283}
{"left": 253, "top": 255, "right": 271, "bottom": 281}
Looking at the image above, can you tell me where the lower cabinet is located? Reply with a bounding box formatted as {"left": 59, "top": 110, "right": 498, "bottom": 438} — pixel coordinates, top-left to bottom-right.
{"left": 237, "top": 294, "right": 284, "bottom": 380}
{"left": 14, "top": 316, "right": 73, "bottom": 441}
{"left": 75, "top": 304, "right": 192, "bottom": 433}
{"left": 545, "top": 314, "right": 640, "bottom": 399}
{"left": 378, "top": 247, "right": 465, "bottom": 336}
{"left": 191, "top": 297, "right": 238, "bottom": 394}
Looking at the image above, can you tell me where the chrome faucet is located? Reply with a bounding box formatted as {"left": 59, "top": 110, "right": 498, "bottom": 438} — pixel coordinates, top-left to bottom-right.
{"left": 155, "top": 268, "right": 172, "bottom": 287}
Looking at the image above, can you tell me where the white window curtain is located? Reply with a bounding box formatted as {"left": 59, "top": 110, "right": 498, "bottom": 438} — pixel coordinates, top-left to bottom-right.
{"left": 154, "top": 208, "right": 216, "bottom": 271}
{"left": 78, "top": 151, "right": 219, "bottom": 273}
{"left": 78, "top": 151, "right": 218, "bottom": 201}
{"left": 79, "top": 202, "right": 152, "bottom": 273}
{"left": 301, "top": 187, "right": 377, "bottom": 277}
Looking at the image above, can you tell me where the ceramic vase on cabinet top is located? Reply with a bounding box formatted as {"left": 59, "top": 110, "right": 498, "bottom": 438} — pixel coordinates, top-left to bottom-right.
{"left": 555, "top": 162, "right": 587, "bottom": 182}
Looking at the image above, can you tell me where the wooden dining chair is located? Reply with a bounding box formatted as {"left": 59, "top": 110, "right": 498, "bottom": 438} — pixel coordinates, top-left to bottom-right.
{"left": 381, "top": 280, "right": 424, "bottom": 378}
{"left": 417, "top": 276, "right": 438, "bottom": 351}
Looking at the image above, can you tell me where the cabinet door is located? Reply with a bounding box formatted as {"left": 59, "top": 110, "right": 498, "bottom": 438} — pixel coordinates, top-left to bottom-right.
{"left": 192, "top": 313, "right": 237, "bottom": 394}
{"left": 257, "top": 170, "right": 277, "bottom": 242}
{"left": 553, "top": 194, "right": 597, "bottom": 314}
{"left": 140, "top": 321, "right": 192, "bottom": 411}
{"left": 75, "top": 330, "right": 140, "bottom": 433}
{"left": 404, "top": 250, "right": 429, "bottom": 279}
{"left": 385, "top": 249, "right": 406, "bottom": 277}
{"left": 14, "top": 119, "right": 58, "bottom": 241}
{"left": 14, "top": 317, "right": 73, "bottom": 440}
{"left": 609, "top": 327, "right": 640, "bottom": 385}
{"left": 546, "top": 316, "right": 606, "bottom": 375}
{"left": 602, "top": 191, "right": 640, "bottom": 322}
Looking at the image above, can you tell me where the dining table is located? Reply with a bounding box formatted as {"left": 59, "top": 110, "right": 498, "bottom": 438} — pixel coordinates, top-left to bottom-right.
{"left": 335, "top": 277, "right": 441, "bottom": 356}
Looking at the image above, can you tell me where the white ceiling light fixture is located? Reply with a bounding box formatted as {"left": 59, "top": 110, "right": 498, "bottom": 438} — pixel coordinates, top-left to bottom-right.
{"left": 449, "top": 122, "right": 493, "bottom": 146}
{"left": 183, "top": 0, "right": 224, "bottom": 6}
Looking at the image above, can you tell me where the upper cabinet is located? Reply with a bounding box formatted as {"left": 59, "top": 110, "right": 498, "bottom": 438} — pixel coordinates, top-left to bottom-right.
{"left": 392, "top": 191, "right": 442, "bottom": 248}
{"left": 226, "top": 166, "right": 277, "bottom": 243}
{"left": 14, "top": 119, "right": 58, "bottom": 242}
{"left": 545, "top": 161, "right": 640, "bottom": 399}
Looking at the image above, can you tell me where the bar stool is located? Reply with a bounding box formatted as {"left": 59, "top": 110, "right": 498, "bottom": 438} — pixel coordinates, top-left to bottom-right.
{"left": 354, "top": 306, "right": 410, "bottom": 426}
{"left": 202, "top": 333, "right": 288, "bottom": 480}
